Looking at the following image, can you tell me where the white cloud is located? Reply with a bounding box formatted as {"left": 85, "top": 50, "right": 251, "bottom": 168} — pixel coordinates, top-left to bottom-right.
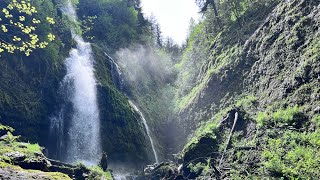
{"left": 141, "top": 0, "right": 200, "bottom": 45}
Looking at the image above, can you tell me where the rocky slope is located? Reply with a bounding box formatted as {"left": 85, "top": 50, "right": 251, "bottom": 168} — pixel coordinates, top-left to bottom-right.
{"left": 0, "top": 124, "right": 113, "bottom": 180}
{"left": 150, "top": 0, "right": 319, "bottom": 179}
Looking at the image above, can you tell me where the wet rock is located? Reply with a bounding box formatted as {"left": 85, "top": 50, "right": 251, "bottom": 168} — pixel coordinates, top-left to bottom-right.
{"left": 3, "top": 150, "right": 52, "bottom": 172}
{"left": 143, "top": 162, "right": 183, "bottom": 180}
{"left": 0, "top": 166, "right": 71, "bottom": 180}
{"left": 182, "top": 133, "right": 218, "bottom": 163}
{"left": 314, "top": 106, "right": 320, "bottom": 113}
{"left": 73, "top": 164, "right": 90, "bottom": 180}
{"left": 0, "top": 135, "right": 9, "bottom": 141}
{"left": 4, "top": 151, "right": 26, "bottom": 162}
{"left": 17, "top": 143, "right": 29, "bottom": 149}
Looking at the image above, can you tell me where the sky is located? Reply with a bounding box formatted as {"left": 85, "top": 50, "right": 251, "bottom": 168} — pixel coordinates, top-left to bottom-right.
{"left": 141, "top": 0, "right": 200, "bottom": 45}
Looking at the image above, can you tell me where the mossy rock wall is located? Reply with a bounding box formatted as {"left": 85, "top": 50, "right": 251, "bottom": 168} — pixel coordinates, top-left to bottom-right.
{"left": 93, "top": 45, "right": 155, "bottom": 167}
{"left": 178, "top": 0, "right": 319, "bottom": 140}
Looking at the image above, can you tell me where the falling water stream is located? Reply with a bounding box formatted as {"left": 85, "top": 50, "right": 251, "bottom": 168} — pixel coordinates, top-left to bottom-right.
{"left": 50, "top": 0, "right": 101, "bottom": 165}
{"left": 106, "top": 53, "right": 159, "bottom": 164}
{"left": 129, "top": 101, "right": 159, "bottom": 164}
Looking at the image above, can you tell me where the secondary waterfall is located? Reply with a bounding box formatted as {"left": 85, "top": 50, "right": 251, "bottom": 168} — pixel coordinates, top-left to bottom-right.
{"left": 129, "top": 101, "right": 159, "bottom": 164}
{"left": 50, "top": 1, "right": 101, "bottom": 164}
{"left": 106, "top": 53, "right": 159, "bottom": 164}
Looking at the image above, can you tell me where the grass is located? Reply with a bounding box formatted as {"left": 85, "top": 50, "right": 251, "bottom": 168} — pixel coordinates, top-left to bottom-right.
{"left": 256, "top": 105, "right": 302, "bottom": 128}
{"left": 0, "top": 138, "right": 43, "bottom": 164}
{"left": 0, "top": 125, "right": 108, "bottom": 179}
{"left": 0, "top": 127, "right": 70, "bottom": 180}
{"left": 0, "top": 125, "right": 43, "bottom": 164}
{"left": 175, "top": 44, "right": 240, "bottom": 112}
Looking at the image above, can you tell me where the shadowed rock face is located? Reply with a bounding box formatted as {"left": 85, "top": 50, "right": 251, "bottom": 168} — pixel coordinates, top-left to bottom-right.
{"left": 135, "top": 0, "right": 320, "bottom": 179}
{"left": 179, "top": 0, "right": 320, "bottom": 139}
{"left": 0, "top": 168, "right": 71, "bottom": 180}
{"left": 0, "top": 126, "right": 115, "bottom": 180}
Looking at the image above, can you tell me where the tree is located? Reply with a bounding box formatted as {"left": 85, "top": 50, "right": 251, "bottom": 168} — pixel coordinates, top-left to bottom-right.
{"left": 195, "top": 0, "right": 219, "bottom": 17}
{"left": 0, "top": 0, "right": 55, "bottom": 56}
{"left": 77, "top": 0, "right": 141, "bottom": 49}
{"left": 154, "top": 23, "right": 162, "bottom": 47}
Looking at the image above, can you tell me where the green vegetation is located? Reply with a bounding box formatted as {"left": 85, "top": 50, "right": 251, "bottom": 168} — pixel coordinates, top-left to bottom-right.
{"left": 0, "top": 162, "right": 71, "bottom": 180}
{"left": 312, "top": 114, "right": 320, "bottom": 128}
{"left": 188, "top": 158, "right": 212, "bottom": 176}
{"left": 0, "top": 123, "right": 14, "bottom": 132}
{"left": 174, "top": 0, "right": 276, "bottom": 113}
{"left": 0, "top": 125, "right": 70, "bottom": 179}
{"left": 88, "top": 165, "right": 113, "bottom": 180}
{"left": 92, "top": 46, "right": 154, "bottom": 165}
{"left": 78, "top": 0, "right": 150, "bottom": 51}
{"left": 0, "top": 124, "right": 114, "bottom": 179}
{"left": 181, "top": 77, "right": 319, "bottom": 180}
{"left": 0, "top": 0, "right": 56, "bottom": 56}
{"left": 0, "top": 124, "right": 42, "bottom": 162}
{"left": 257, "top": 105, "right": 303, "bottom": 128}
{"left": 0, "top": 0, "right": 319, "bottom": 179}
{"left": 261, "top": 131, "right": 320, "bottom": 179}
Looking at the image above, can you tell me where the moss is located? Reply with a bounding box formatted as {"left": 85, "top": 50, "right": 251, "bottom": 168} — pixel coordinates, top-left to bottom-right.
{"left": 88, "top": 165, "right": 113, "bottom": 180}
{"left": 176, "top": 44, "right": 241, "bottom": 112}
{"left": 183, "top": 95, "right": 258, "bottom": 156}
{"left": 0, "top": 161, "right": 71, "bottom": 180}
{"left": 0, "top": 123, "right": 14, "bottom": 133}
{"left": 91, "top": 45, "right": 153, "bottom": 165}
{"left": 0, "top": 127, "right": 69, "bottom": 179}
{"left": 0, "top": 125, "right": 43, "bottom": 163}
{"left": 0, "top": 138, "right": 42, "bottom": 155}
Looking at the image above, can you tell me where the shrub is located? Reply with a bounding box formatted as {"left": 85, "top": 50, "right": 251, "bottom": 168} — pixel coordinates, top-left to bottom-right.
{"left": 0, "top": 124, "right": 14, "bottom": 133}
{"left": 261, "top": 131, "right": 320, "bottom": 179}
{"left": 312, "top": 114, "right": 320, "bottom": 128}
{"left": 256, "top": 105, "right": 303, "bottom": 128}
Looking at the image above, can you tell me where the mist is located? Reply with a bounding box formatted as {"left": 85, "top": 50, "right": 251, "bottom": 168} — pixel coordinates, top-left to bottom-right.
{"left": 115, "top": 44, "right": 182, "bottom": 159}
{"left": 116, "top": 45, "right": 175, "bottom": 87}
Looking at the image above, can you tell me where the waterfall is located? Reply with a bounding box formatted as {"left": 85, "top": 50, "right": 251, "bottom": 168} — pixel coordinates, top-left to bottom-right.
{"left": 50, "top": 0, "right": 101, "bottom": 164}
{"left": 129, "top": 101, "right": 159, "bottom": 164}
{"left": 106, "top": 53, "right": 159, "bottom": 164}
{"left": 105, "top": 53, "right": 124, "bottom": 91}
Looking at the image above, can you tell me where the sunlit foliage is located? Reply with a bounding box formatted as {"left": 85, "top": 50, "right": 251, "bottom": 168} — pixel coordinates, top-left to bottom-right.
{"left": 0, "top": 0, "right": 55, "bottom": 56}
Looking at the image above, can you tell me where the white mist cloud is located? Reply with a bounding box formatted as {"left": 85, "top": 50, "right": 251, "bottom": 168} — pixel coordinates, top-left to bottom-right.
{"left": 141, "top": 0, "right": 200, "bottom": 45}
{"left": 115, "top": 45, "right": 174, "bottom": 86}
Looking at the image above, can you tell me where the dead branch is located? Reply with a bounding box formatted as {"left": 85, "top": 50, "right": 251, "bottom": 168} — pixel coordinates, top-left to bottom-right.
{"left": 219, "top": 111, "right": 239, "bottom": 167}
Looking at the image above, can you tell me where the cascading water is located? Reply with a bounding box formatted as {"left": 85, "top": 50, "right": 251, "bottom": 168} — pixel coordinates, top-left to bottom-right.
{"left": 50, "top": 1, "right": 101, "bottom": 164}
{"left": 106, "top": 53, "right": 159, "bottom": 164}
{"left": 129, "top": 101, "right": 159, "bottom": 164}
{"left": 105, "top": 53, "right": 124, "bottom": 90}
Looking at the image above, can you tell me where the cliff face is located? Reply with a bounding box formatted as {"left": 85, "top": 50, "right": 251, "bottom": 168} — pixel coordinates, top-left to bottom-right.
{"left": 177, "top": 0, "right": 320, "bottom": 179}
{"left": 0, "top": 0, "right": 153, "bottom": 167}
{"left": 179, "top": 0, "right": 319, "bottom": 136}
{"left": 243, "top": 0, "right": 319, "bottom": 109}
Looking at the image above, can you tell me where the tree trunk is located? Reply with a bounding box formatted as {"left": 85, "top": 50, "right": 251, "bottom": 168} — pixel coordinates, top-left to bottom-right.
{"left": 210, "top": 0, "right": 219, "bottom": 17}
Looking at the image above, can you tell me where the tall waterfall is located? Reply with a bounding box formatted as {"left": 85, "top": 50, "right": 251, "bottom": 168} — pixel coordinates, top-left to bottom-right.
{"left": 106, "top": 53, "right": 159, "bottom": 164}
{"left": 50, "top": 1, "right": 101, "bottom": 164}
